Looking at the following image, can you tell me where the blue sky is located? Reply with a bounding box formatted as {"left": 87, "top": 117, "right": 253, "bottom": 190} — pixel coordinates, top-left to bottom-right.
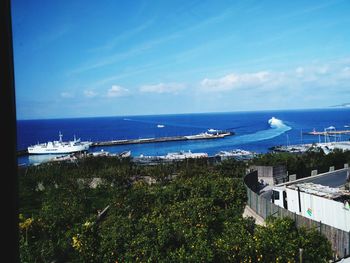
{"left": 12, "top": 0, "right": 350, "bottom": 119}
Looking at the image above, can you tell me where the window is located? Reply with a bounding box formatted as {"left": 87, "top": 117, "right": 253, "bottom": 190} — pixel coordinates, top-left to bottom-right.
{"left": 272, "top": 190, "right": 280, "bottom": 200}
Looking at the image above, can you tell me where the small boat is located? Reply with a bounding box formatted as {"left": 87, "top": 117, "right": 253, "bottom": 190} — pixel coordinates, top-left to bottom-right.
{"left": 119, "top": 151, "right": 131, "bottom": 158}
{"left": 50, "top": 154, "right": 77, "bottom": 162}
{"left": 157, "top": 124, "right": 165, "bottom": 128}
{"left": 89, "top": 149, "right": 110, "bottom": 157}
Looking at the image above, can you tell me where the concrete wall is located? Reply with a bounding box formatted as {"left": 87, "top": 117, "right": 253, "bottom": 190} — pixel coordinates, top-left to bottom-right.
{"left": 273, "top": 165, "right": 288, "bottom": 184}
{"left": 243, "top": 170, "right": 259, "bottom": 192}
{"left": 250, "top": 165, "right": 287, "bottom": 186}
{"left": 285, "top": 188, "right": 350, "bottom": 232}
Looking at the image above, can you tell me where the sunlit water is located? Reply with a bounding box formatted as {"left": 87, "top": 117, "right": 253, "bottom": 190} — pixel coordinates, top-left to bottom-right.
{"left": 17, "top": 108, "right": 350, "bottom": 165}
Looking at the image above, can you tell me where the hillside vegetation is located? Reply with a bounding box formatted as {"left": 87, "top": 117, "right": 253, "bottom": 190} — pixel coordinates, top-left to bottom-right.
{"left": 19, "top": 154, "right": 335, "bottom": 262}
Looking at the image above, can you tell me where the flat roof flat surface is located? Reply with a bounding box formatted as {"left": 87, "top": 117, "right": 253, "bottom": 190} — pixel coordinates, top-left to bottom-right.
{"left": 306, "top": 169, "right": 348, "bottom": 188}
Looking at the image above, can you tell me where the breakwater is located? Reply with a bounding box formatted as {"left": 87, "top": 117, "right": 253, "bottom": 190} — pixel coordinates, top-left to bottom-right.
{"left": 91, "top": 132, "right": 233, "bottom": 147}
{"left": 17, "top": 131, "right": 234, "bottom": 156}
{"left": 91, "top": 135, "right": 188, "bottom": 146}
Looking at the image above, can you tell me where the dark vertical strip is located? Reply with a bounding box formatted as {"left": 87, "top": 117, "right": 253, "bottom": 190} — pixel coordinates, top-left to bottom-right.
{"left": 348, "top": 231, "right": 350, "bottom": 257}
{"left": 266, "top": 198, "right": 269, "bottom": 217}
{"left": 298, "top": 187, "right": 302, "bottom": 213}
{"left": 0, "top": 0, "right": 19, "bottom": 262}
{"left": 256, "top": 190, "right": 259, "bottom": 214}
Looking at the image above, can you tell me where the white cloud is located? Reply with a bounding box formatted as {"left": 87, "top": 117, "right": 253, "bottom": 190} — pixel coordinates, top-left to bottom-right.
{"left": 60, "top": 92, "right": 74, "bottom": 98}
{"left": 200, "top": 59, "right": 350, "bottom": 94}
{"left": 139, "top": 83, "right": 185, "bottom": 94}
{"left": 107, "top": 85, "right": 129, "bottom": 97}
{"left": 317, "top": 66, "right": 329, "bottom": 74}
{"left": 89, "top": 20, "right": 154, "bottom": 52}
{"left": 340, "top": 67, "right": 350, "bottom": 78}
{"left": 70, "top": 34, "right": 180, "bottom": 75}
{"left": 84, "top": 90, "right": 98, "bottom": 98}
{"left": 295, "top": 67, "right": 304, "bottom": 77}
{"left": 200, "top": 71, "right": 271, "bottom": 91}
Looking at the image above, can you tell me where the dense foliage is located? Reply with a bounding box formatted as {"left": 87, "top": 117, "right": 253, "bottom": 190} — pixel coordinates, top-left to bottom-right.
{"left": 19, "top": 155, "right": 333, "bottom": 262}
{"left": 251, "top": 148, "right": 350, "bottom": 178}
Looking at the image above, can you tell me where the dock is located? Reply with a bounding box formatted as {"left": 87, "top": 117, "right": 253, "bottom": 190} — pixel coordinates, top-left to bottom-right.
{"left": 17, "top": 131, "right": 234, "bottom": 156}
{"left": 92, "top": 136, "right": 186, "bottom": 147}
{"left": 304, "top": 130, "right": 350, "bottom": 136}
{"left": 270, "top": 141, "right": 350, "bottom": 154}
{"left": 91, "top": 131, "right": 234, "bottom": 147}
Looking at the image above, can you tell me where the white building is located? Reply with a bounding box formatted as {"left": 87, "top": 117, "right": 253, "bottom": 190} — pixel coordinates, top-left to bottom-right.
{"left": 272, "top": 168, "right": 350, "bottom": 232}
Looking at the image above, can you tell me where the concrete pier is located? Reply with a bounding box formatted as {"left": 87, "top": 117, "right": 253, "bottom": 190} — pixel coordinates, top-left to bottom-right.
{"left": 305, "top": 130, "right": 350, "bottom": 135}
{"left": 18, "top": 131, "right": 234, "bottom": 156}
{"left": 90, "top": 132, "right": 234, "bottom": 147}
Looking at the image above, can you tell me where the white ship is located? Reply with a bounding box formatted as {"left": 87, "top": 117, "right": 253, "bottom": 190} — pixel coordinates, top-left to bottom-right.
{"left": 185, "top": 130, "right": 231, "bottom": 140}
{"left": 163, "top": 150, "right": 208, "bottom": 160}
{"left": 215, "top": 149, "right": 256, "bottom": 160}
{"left": 28, "top": 132, "right": 91, "bottom": 154}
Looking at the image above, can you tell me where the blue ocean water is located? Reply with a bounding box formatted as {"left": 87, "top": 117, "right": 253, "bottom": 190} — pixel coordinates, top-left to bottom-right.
{"left": 17, "top": 108, "right": 350, "bottom": 165}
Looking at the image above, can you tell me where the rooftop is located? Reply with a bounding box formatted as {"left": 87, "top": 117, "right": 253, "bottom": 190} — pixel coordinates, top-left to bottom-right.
{"left": 288, "top": 182, "right": 348, "bottom": 200}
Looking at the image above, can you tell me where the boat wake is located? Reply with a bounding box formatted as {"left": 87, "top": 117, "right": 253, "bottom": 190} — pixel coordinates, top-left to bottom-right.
{"left": 189, "top": 117, "right": 290, "bottom": 150}
{"left": 128, "top": 117, "right": 292, "bottom": 155}
{"left": 268, "top": 117, "right": 287, "bottom": 129}
{"left": 236, "top": 117, "right": 291, "bottom": 143}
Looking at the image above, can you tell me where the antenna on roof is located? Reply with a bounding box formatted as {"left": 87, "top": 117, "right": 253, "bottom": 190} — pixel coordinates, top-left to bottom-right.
{"left": 300, "top": 129, "right": 303, "bottom": 144}
{"left": 59, "top": 131, "right": 63, "bottom": 142}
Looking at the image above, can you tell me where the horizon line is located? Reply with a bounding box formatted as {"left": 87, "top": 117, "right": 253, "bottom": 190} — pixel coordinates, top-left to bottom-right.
{"left": 16, "top": 105, "right": 350, "bottom": 121}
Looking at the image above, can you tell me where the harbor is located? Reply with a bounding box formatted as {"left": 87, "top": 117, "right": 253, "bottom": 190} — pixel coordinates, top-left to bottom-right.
{"left": 270, "top": 125, "right": 350, "bottom": 154}
{"left": 17, "top": 130, "right": 234, "bottom": 156}
{"left": 24, "top": 148, "right": 257, "bottom": 166}
{"left": 270, "top": 141, "right": 350, "bottom": 154}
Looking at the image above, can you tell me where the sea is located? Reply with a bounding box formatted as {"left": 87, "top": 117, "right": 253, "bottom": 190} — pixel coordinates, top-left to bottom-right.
{"left": 17, "top": 108, "right": 350, "bottom": 165}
